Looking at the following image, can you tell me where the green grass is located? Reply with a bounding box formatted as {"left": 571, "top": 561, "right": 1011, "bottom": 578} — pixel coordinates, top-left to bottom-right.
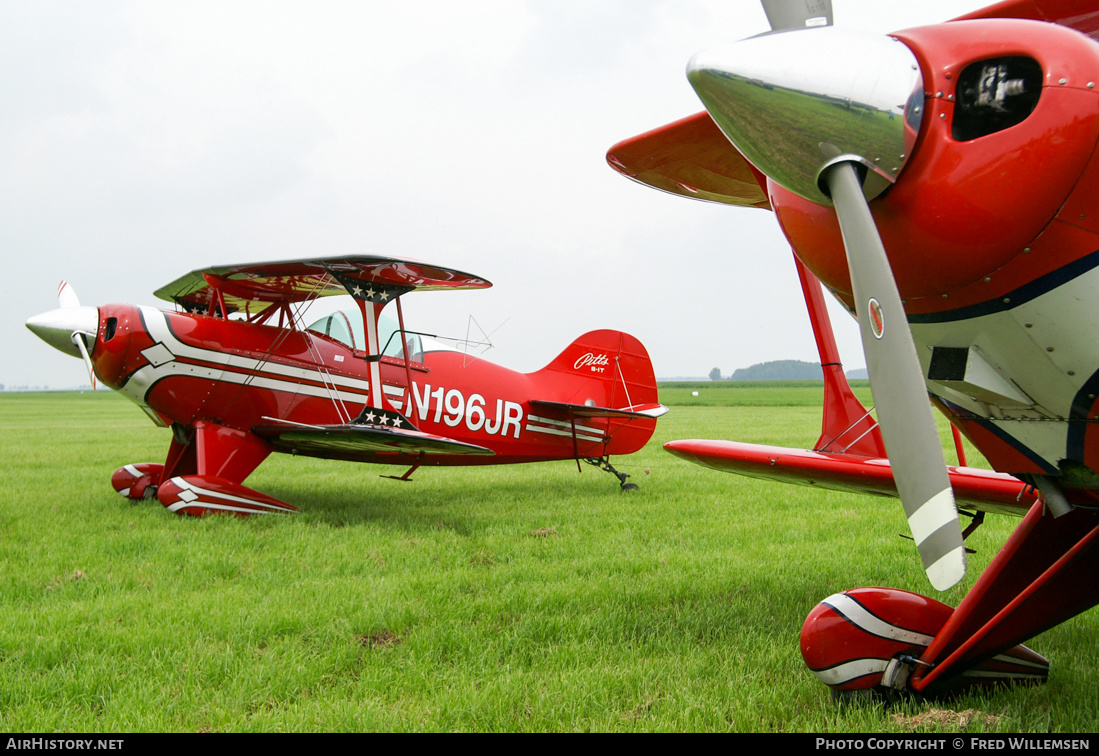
{"left": 658, "top": 379, "right": 872, "bottom": 407}
{"left": 1, "top": 388, "right": 1096, "bottom": 732}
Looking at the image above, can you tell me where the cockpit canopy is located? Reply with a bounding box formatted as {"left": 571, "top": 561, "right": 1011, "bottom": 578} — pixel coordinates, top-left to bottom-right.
{"left": 306, "top": 309, "right": 425, "bottom": 362}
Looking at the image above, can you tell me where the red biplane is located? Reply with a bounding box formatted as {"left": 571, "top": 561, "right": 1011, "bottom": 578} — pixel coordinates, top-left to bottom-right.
{"left": 608, "top": 0, "right": 1099, "bottom": 697}
{"left": 26, "top": 256, "right": 666, "bottom": 516}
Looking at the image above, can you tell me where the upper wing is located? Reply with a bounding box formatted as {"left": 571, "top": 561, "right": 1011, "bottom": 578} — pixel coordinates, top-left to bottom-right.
{"left": 952, "top": 0, "right": 1099, "bottom": 41}
{"left": 664, "top": 439, "right": 1039, "bottom": 516}
{"left": 606, "top": 111, "right": 771, "bottom": 208}
{"left": 154, "top": 255, "right": 492, "bottom": 313}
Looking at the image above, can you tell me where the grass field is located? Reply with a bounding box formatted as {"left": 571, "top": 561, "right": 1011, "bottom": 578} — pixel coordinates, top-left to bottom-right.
{"left": 1, "top": 386, "right": 1097, "bottom": 732}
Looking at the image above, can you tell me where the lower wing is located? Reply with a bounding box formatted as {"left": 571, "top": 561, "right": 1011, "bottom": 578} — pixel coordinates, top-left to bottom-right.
{"left": 665, "top": 439, "right": 1039, "bottom": 516}
{"left": 253, "top": 422, "right": 494, "bottom": 462}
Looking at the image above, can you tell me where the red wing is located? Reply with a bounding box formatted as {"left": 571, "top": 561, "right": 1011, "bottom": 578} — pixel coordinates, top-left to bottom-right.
{"left": 665, "top": 439, "right": 1039, "bottom": 516}
{"left": 951, "top": 0, "right": 1099, "bottom": 41}
{"left": 606, "top": 111, "right": 771, "bottom": 208}
{"left": 154, "top": 255, "right": 492, "bottom": 313}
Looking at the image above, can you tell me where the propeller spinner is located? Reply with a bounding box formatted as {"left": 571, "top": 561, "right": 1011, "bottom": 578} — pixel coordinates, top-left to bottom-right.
{"left": 26, "top": 281, "right": 99, "bottom": 389}
{"left": 687, "top": 25, "right": 966, "bottom": 590}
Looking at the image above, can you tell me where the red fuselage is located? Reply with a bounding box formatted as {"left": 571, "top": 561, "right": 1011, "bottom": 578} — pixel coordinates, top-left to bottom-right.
{"left": 90, "top": 303, "right": 659, "bottom": 466}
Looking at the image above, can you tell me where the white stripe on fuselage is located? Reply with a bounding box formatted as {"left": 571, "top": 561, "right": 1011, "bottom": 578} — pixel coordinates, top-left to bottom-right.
{"left": 524, "top": 424, "right": 604, "bottom": 444}
{"left": 120, "top": 307, "right": 372, "bottom": 407}
{"left": 525, "top": 414, "right": 602, "bottom": 436}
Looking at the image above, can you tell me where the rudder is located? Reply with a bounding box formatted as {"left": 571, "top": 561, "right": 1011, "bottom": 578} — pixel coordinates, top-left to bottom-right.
{"left": 530, "top": 330, "right": 664, "bottom": 457}
{"left": 536, "top": 329, "right": 660, "bottom": 411}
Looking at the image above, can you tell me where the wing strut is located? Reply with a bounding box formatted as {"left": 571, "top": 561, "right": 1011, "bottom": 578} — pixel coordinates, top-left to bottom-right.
{"left": 381, "top": 462, "right": 422, "bottom": 482}
{"left": 570, "top": 413, "right": 582, "bottom": 473}
{"left": 613, "top": 339, "right": 634, "bottom": 411}
{"left": 395, "top": 297, "right": 416, "bottom": 412}
{"left": 792, "top": 253, "right": 886, "bottom": 458}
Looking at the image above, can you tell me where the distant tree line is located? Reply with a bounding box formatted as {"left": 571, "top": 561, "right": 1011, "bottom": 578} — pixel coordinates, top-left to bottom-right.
{"left": 709, "top": 360, "right": 824, "bottom": 381}
{"left": 730, "top": 360, "right": 823, "bottom": 380}
{"left": 707, "top": 361, "right": 868, "bottom": 381}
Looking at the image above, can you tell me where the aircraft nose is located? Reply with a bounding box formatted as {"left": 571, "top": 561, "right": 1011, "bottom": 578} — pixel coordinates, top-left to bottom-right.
{"left": 686, "top": 26, "right": 924, "bottom": 206}
{"left": 26, "top": 306, "right": 99, "bottom": 358}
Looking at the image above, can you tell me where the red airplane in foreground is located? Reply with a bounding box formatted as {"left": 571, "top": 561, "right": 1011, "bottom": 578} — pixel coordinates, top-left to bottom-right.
{"left": 609, "top": 0, "right": 1099, "bottom": 697}
{"left": 26, "top": 256, "right": 666, "bottom": 516}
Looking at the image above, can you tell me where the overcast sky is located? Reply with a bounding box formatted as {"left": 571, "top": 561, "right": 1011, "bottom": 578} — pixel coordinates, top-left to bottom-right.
{"left": 3, "top": 0, "right": 992, "bottom": 389}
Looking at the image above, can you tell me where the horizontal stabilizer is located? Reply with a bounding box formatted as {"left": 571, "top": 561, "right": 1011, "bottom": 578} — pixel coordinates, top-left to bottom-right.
{"left": 665, "top": 440, "right": 1038, "bottom": 515}
{"left": 529, "top": 399, "right": 669, "bottom": 420}
{"left": 254, "top": 421, "right": 495, "bottom": 461}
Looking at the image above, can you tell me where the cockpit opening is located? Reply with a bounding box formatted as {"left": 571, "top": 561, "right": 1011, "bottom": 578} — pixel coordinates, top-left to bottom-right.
{"left": 306, "top": 309, "right": 426, "bottom": 363}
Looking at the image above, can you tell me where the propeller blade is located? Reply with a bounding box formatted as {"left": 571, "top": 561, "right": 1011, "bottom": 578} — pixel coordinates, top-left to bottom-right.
{"left": 27, "top": 281, "right": 100, "bottom": 389}
{"left": 824, "top": 161, "right": 965, "bottom": 591}
{"left": 58, "top": 280, "right": 80, "bottom": 309}
{"left": 760, "top": 0, "right": 832, "bottom": 32}
{"left": 71, "top": 331, "right": 98, "bottom": 390}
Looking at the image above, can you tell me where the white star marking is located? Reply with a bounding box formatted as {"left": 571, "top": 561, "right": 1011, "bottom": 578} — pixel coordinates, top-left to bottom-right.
{"left": 352, "top": 285, "right": 363, "bottom": 297}
{"left": 392, "top": 417, "right": 403, "bottom": 428}
{"left": 379, "top": 290, "right": 389, "bottom": 301}
{"left": 365, "top": 286, "right": 376, "bottom": 299}
{"left": 379, "top": 415, "right": 389, "bottom": 425}
{"left": 363, "top": 410, "right": 376, "bottom": 422}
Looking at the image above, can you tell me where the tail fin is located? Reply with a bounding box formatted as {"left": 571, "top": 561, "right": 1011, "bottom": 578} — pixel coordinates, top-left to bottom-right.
{"left": 536, "top": 330, "right": 661, "bottom": 409}
{"left": 530, "top": 330, "right": 665, "bottom": 456}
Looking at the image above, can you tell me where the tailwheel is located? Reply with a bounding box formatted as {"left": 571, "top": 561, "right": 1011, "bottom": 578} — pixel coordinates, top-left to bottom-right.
{"left": 583, "top": 456, "right": 638, "bottom": 491}
{"left": 800, "top": 588, "right": 1048, "bottom": 700}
